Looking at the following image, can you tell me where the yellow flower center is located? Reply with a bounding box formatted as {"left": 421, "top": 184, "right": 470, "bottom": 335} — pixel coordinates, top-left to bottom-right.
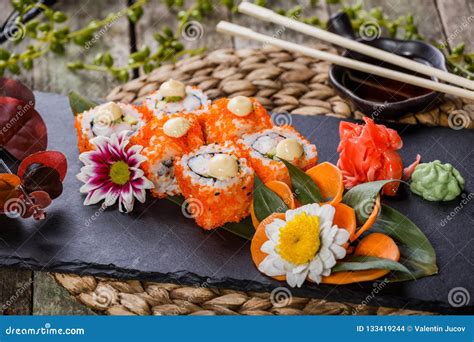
{"left": 109, "top": 161, "right": 131, "bottom": 185}
{"left": 276, "top": 212, "right": 320, "bottom": 265}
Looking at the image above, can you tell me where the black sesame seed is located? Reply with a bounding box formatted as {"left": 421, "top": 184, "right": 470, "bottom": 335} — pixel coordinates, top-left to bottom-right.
{"left": 215, "top": 192, "right": 220, "bottom": 196}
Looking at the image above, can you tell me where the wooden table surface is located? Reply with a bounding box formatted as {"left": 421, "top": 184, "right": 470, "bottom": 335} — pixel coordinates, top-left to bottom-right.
{"left": 0, "top": 0, "right": 472, "bottom": 315}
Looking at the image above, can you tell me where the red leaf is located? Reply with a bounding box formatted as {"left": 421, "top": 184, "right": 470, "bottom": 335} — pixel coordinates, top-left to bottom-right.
{"left": 0, "top": 97, "right": 48, "bottom": 160}
{"left": 21, "top": 191, "right": 52, "bottom": 220}
{"left": 30, "top": 190, "right": 52, "bottom": 209}
{"left": 0, "top": 78, "right": 35, "bottom": 106}
{"left": 22, "top": 165, "right": 63, "bottom": 199}
{"left": 18, "top": 150, "right": 67, "bottom": 181}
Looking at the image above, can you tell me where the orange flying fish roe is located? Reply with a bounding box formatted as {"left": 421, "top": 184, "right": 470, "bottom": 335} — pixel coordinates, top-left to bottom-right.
{"left": 174, "top": 142, "right": 254, "bottom": 230}
{"left": 133, "top": 113, "right": 205, "bottom": 198}
{"left": 238, "top": 125, "right": 318, "bottom": 185}
{"left": 203, "top": 97, "right": 273, "bottom": 144}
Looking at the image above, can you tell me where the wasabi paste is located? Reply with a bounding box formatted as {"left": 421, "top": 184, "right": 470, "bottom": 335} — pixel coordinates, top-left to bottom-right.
{"left": 410, "top": 160, "right": 465, "bottom": 201}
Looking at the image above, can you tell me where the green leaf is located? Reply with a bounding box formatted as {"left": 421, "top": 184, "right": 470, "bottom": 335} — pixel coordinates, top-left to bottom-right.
{"left": 53, "top": 11, "right": 68, "bottom": 23}
{"left": 253, "top": 175, "right": 288, "bottom": 222}
{"left": 371, "top": 205, "right": 438, "bottom": 282}
{"left": 0, "top": 49, "right": 11, "bottom": 60}
{"left": 7, "top": 62, "right": 20, "bottom": 75}
{"left": 167, "top": 195, "right": 184, "bottom": 206}
{"left": 67, "top": 61, "right": 84, "bottom": 71}
{"left": 68, "top": 92, "right": 99, "bottom": 116}
{"left": 222, "top": 217, "right": 254, "bottom": 240}
{"left": 342, "top": 179, "right": 399, "bottom": 225}
{"left": 280, "top": 159, "right": 322, "bottom": 204}
{"left": 333, "top": 255, "right": 412, "bottom": 275}
{"left": 103, "top": 52, "right": 114, "bottom": 68}
{"left": 167, "top": 196, "right": 254, "bottom": 240}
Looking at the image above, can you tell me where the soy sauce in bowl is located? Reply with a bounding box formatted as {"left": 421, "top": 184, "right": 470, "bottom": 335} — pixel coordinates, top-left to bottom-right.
{"left": 340, "top": 59, "right": 434, "bottom": 103}
{"left": 328, "top": 12, "right": 447, "bottom": 120}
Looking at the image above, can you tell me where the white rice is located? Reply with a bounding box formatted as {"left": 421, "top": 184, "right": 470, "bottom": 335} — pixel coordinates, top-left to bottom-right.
{"left": 80, "top": 103, "right": 145, "bottom": 139}
{"left": 143, "top": 135, "right": 182, "bottom": 197}
{"left": 143, "top": 86, "right": 210, "bottom": 118}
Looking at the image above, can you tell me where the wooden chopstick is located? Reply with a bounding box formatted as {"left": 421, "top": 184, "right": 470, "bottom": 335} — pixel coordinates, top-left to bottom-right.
{"left": 216, "top": 22, "right": 474, "bottom": 101}
{"left": 238, "top": 2, "right": 474, "bottom": 91}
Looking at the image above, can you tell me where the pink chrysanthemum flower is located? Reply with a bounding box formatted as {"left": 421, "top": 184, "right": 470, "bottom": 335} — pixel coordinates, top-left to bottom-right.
{"left": 77, "top": 131, "right": 154, "bottom": 213}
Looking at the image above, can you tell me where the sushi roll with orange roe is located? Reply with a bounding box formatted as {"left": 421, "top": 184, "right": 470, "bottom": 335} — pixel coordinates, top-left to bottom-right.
{"left": 133, "top": 113, "right": 205, "bottom": 198}
{"left": 174, "top": 142, "right": 254, "bottom": 230}
{"left": 203, "top": 96, "right": 272, "bottom": 144}
{"left": 75, "top": 102, "right": 150, "bottom": 153}
{"left": 238, "top": 125, "right": 318, "bottom": 185}
{"left": 141, "top": 79, "right": 210, "bottom": 120}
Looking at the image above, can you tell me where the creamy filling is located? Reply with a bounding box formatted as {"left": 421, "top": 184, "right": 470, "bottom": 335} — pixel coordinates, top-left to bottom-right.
{"left": 188, "top": 153, "right": 241, "bottom": 181}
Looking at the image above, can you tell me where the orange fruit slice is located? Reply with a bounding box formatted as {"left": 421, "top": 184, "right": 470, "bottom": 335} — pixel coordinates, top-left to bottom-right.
{"left": 306, "top": 162, "right": 344, "bottom": 205}
{"left": 322, "top": 232, "right": 400, "bottom": 285}
{"left": 350, "top": 195, "right": 381, "bottom": 242}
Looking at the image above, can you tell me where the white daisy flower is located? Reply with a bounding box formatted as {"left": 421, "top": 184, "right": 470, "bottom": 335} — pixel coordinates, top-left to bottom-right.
{"left": 258, "top": 203, "right": 350, "bottom": 288}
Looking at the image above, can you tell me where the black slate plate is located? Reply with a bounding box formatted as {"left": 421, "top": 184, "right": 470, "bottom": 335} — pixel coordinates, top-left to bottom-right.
{"left": 0, "top": 92, "right": 473, "bottom": 314}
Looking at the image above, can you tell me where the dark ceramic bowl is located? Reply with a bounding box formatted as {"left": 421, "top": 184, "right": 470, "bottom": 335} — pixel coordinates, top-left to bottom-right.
{"left": 327, "top": 12, "right": 447, "bottom": 120}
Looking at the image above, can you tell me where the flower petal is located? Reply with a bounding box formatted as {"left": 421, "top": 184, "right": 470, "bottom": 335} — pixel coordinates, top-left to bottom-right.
{"left": 76, "top": 172, "right": 89, "bottom": 184}
{"left": 259, "top": 256, "right": 285, "bottom": 277}
{"left": 318, "top": 204, "right": 335, "bottom": 225}
{"left": 330, "top": 244, "right": 347, "bottom": 259}
{"left": 286, "top": 269, "right": 307, "bottom": 288}
{"left": 265, "top": 219, "right": 285, "bottom": 243}
{"left": 292, "top": 263, "right": 309, "bottom": 274}
{"left": 134, "top": 188, "right": 147, "bottom": 203}
{"left": 84, "top": 188, "right": 107, "bottom": 206}
{"left": 302, "top": 203, "right": 321, "bottom": 217}
{"left": 321, "top": 268, "right": 331, "bottom": 277}
{"left": 78, "top": 151, "right": 96, "bottom": 165}
{"left": 104, "top": 186, "right": 120, "bottom": 206}
{"left": 334, "top": 228, "right": 350, "bottom": 245}
{"left": 319, "top": 247, "right": 336, "bottom": 269}
{"left": 285, "top": 206, "right": 306, "bottom": 221}
{"left": 308, "top": 271, "right": 322, "bottom": 284}
{"left": 309, "top": 256, "right": 323, "bottom": 275}
{"left": 261, "top": 240, "right": 275, "bottom": 254}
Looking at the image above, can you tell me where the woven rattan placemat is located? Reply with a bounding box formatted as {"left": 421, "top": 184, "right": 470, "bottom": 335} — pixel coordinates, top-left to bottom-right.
{"left": 52, "top": 45, "right": 474, "bottom": 315}
{"left": 106, "top": 45, "right": 473, "bottom": 128}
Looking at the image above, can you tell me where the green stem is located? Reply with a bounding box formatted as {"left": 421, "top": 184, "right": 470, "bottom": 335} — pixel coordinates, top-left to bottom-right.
{"left": 19, "top": 3, "right": 50, "bottom": 21}
{"left": 81, "top": 48, "right": 206, "bottom": 75}
{"left": 447, "top": 60, "right": 474, "bottom": 78}
{"left": 22, "top": 47, "right": 49, "bottom": 60}
{"left": 81, "top": 64, "right": 109, "bottom": 72}
{"left": 177, "top": 2, "right": 200, "bottom": 34}
{"left": 67, "top": 0, "right": 148, "bottom": 39}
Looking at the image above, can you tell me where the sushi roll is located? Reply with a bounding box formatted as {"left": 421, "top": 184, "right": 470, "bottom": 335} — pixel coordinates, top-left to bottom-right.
{"left": 203, "top": 96, "right": 272, "bottom": 144}
{"left": 75, "top": 102, "right": 149, "bottom": 153}
{"left": 133, "top": 113, "right": 205, "bottom": 198}
{"left": 174, "top": 142, "right": 254, "bottom": 230}
{"left": 142, "top": 79, "right": 210, "bottom": 119}
{"left": 239, "top": 125, "right": 318, "bottom": 185}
